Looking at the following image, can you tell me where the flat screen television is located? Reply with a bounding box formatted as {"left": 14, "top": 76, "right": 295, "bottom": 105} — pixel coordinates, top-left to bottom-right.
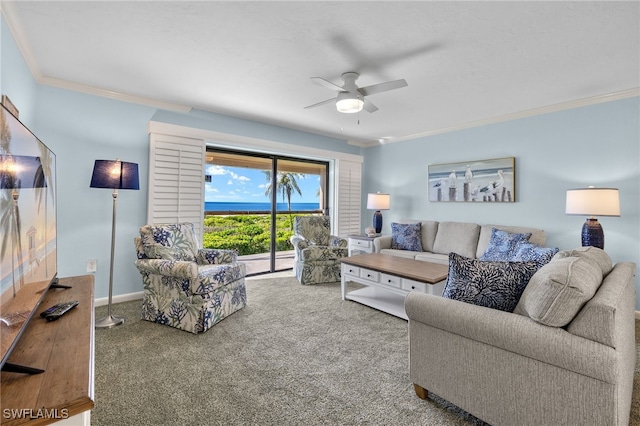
{"left": 0, "top": 104, "right": 57, "bottom": 374}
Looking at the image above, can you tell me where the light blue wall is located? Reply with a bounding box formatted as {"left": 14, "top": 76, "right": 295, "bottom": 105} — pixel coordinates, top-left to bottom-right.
{"left": 363, "top": 97, "right": 640, "bottom": 310}
{"left": 1, "top": 16, "right": 357, "bottom": 299}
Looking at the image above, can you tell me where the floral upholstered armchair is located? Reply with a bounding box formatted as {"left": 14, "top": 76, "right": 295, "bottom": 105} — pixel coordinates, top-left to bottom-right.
{"left": 290, "top": 216, "right": 348, "bottom": 285}
{"left": 134, "top": 223, "right": 247, "bottom": 334}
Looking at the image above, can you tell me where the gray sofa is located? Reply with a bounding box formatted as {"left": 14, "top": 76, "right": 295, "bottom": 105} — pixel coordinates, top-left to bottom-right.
{"left": 373, "top": 220, "right": 547, "bottom": 264}
{"left": 405, "top": 247, "right": 636, "bottom": 426}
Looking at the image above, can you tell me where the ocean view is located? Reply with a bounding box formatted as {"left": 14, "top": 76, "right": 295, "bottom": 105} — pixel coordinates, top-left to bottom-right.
{"left": 205, "top": 202, "right": 320, "bottom": 212}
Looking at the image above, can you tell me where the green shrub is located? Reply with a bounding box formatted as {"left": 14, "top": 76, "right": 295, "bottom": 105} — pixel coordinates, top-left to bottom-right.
{"left": 202, "top": 213, "right": 313, "bottom": 255}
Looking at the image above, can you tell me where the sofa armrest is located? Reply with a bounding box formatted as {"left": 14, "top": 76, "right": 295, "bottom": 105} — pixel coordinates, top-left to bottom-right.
{"left": 373, "top": 235, "right": 392, "bottom": 252}
{"left": 196, "top": 248, "right": 237, "bottom": 264}
{"left": 135, "top": 259, "right": 198, "bottom": 279}
{"left": 405, "top": 292, "right": 617, "bottom": 383}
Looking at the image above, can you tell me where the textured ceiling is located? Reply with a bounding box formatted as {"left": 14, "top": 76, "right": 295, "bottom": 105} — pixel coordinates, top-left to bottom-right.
{"left": 3, "top": 1, "right": 639, "bottom": 146}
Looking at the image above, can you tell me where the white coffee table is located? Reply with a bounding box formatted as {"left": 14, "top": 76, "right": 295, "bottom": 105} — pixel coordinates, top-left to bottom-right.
{"left": 340, "top": 253, "right": 448, "bottom": 319}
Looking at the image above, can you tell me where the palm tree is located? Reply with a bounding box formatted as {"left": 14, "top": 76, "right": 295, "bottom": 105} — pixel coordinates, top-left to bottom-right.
{"left": 263, "top": 171, "right": 305, "bottom": 211}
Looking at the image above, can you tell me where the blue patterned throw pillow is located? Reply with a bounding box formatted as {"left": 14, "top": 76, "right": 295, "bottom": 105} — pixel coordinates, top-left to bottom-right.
{"left": 390, "top": 222, "right": 423, "bottom": 252}
{"left": 511, "top": 242, "right": 559, "bottom": 266}
{"left": 442, "top": 252, "right": 540, "bottom": 312}
{"left": 480, "top": 228, "right": 532, "bottom": 261}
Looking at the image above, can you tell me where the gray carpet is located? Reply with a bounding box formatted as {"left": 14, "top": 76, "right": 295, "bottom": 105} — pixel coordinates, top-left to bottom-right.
{"left": 94, "top": 272, "right": 640, "bottom": 426}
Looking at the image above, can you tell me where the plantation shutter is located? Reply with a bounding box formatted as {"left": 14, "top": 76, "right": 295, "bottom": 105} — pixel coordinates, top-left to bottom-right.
{"left": 148, "top": 133, "right": 205, "bottom": 240}
{"left": 335, "top": 159, "right": 362, "bottom": 237}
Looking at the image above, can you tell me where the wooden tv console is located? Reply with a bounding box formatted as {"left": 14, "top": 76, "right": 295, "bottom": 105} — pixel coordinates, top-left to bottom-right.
{"left": 1, "top": 275, "right": 95, "bottom": 426}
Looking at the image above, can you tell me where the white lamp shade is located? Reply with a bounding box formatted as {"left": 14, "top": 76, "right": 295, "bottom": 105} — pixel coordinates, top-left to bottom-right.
{"left": 336, "top": 92, "right": 364, "bottom": 113}
{"left": 565, "top": 188, "right": 620, "bottom": 217}
{"left": 367, "top": 192, "right": 390, "bottom": 210}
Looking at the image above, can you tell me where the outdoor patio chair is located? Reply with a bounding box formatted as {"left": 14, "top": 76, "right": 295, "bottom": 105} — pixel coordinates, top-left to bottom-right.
{"left": 290, "top": 216, "right": 348, "bottom": 285}
{"left": 134, "top": 222, "right": 247, "bottom": 333}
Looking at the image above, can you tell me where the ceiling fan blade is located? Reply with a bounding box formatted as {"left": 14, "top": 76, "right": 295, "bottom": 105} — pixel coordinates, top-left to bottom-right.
{"left": 358, "top": 79, "right": 408, "bottom": 97}
{"left": 304, "top": 97, "right": 337, "bottom": 109}
{"left": 310, "top": 77, "right": 345, "bottom": 92}
{"left": 363, "top": 98, "right": 378, "bottom": 113}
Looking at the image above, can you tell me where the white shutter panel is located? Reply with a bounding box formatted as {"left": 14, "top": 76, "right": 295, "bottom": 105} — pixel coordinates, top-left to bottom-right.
{"left": 335, "top": 159, "right": 362, "bottom": 237}
{"left": 148, "top": 133, "right": 205, "bottom": 240}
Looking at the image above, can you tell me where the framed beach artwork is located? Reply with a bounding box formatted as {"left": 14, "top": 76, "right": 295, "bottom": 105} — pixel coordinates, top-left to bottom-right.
{"left": 428, "top": 157, "right": 515, "bottom": 202}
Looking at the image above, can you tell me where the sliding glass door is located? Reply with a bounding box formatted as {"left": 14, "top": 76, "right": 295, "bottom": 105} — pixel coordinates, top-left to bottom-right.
{"left": 204, "top": 148, "right": 328, "bottom": 275}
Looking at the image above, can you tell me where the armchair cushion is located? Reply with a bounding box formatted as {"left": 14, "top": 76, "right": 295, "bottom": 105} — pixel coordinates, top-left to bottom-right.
{"left": 135, "top": 258, "right": 199, "bottom": 279}
{"left": 139, "top": 223, "right": 199, "bottom": 262}
{"left": 442, "top": 252, "right": 540, "bottom": 312}
{"left": 196, "top": 248, "right": 238, "bottom": 265}
{"left": 292, "top": 216, "right": 332, "bottom": 246}
{"left": 300, "top": 246, "right": 348, "bottom": 261}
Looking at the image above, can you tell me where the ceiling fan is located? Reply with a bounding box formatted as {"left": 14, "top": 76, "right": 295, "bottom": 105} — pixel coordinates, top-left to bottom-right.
{"left": 304, "top": 72, "right": 408, "bottom": 114}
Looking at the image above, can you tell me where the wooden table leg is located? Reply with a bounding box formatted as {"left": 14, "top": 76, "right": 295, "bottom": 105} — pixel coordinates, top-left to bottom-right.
{"left": 413, "top": 383, "right": 429, "bottom": 400}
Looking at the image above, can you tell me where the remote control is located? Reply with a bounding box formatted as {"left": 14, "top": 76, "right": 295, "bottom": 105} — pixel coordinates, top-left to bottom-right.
{"left": 40, "top": 301, "right": 79, "bottom": 321}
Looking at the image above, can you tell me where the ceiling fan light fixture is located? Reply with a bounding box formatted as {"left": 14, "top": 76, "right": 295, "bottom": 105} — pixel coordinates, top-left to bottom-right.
{"left": 336, "top": 92, "right": 363, "bottom": 113}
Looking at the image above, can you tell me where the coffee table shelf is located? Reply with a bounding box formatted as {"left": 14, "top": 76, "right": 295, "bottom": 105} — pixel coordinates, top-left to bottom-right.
{"left": 341, "top": 253, "right": 448, "bottom": 320}
{"left": 345, "top": 286, "right": 409, "bottom": 319}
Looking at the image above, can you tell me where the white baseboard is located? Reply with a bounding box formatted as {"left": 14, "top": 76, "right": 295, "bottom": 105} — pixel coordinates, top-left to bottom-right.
{"left": 94, "top": 291, "right": 143, "bottom": 307}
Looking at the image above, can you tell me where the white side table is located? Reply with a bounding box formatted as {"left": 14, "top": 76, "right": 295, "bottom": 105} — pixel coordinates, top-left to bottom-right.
{"left": 347, "top": 234, "right": 376, "bottom": 256}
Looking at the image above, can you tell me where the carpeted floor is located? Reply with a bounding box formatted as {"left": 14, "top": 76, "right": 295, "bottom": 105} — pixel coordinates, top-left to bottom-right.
{"left": 94, "top": 272, "right": 640, "bottom": 426}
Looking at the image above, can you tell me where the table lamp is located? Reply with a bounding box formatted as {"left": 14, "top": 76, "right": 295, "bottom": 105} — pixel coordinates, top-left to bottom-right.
{"left": 367, "top": 192, "right": 390, "bottom": 234}
{"left": 565, "top": 187, "right": 619, "bottom": 249}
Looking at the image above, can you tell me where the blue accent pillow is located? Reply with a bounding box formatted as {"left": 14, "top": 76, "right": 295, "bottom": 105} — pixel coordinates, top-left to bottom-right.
{"left": 480, "top": 228, "right": 532, "bottom": 261}
{"left": 442, "top": 252, "right": 540, "bottom": 312}
{"left": 390, "top": 222, "right": 423, "bottom": 252}
{"left": 511, "top": 242, "right": 559, "bottom": 266}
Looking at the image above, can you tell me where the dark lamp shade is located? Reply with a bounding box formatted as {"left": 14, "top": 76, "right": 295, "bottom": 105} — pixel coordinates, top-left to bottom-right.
{"left": 90, "top": 160, "right": 139, "bottom": 190}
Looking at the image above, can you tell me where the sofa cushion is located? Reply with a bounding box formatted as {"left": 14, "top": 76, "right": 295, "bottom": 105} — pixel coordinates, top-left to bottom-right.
{"left": 414, "top": 252, "right": 449, "bottom": 265}
{"left": 476, "top": 224, "right": 546, "bottom": 258}
{"left": 379, "top": 249, "right": 419, "bottom": 259}
{"left": 419, "top": 221, "right": 439, "bottom": 252}
{"left": 510, "top": 242, "right": 559, "bottom": 266}
{"left": 513, "top": 256, "right": 603, "bottom": 327}
{"left": 442, "top": 252, "right": 540, "bottom": 312}
{"left": 390, "top": 222, "right": 423, "bottom": 252}
{"left": 479, "top": 228, "right": 532, "bottom": 261}
{"left": 553, "top": 246, "right": 613, "bottom": 276}
{"left": 432, "top": 222, "right": 480, "bottom": 258}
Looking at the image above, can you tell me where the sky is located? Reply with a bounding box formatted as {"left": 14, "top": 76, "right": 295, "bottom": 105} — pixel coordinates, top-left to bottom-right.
{"left": 204, "top": 164, "right": 321, "bottom": 204}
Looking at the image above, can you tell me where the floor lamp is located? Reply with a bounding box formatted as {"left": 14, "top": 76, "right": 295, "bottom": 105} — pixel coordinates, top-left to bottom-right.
{"left": 90, "top": 159, "right": 139, "bottom": 328}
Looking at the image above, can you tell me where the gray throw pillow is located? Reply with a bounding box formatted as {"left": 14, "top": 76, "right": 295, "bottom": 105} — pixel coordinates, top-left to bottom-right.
{"left": 442, "top": 252, "right": 540, "bottom": 312}
{"left": 553, "top": 246, "right": 612, "bottom": 276}
{"left": 514, "top": 256, "right": 603, "bottom": 327}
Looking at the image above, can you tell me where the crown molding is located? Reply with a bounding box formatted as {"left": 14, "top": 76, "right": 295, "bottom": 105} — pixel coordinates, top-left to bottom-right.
{"left": 386, "top": 88, "right": 640, "bottom": 146}
{"left": 38, "top": 75, "right": 192, "bottom": 113}
{"left": 1, "top": 2, "right": 191, "bottom": 113}
{"left": 2, "top": 1, "right": 42, "bottom": 80}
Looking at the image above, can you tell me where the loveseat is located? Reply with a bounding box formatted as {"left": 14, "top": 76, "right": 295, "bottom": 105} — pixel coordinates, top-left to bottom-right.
{"left": 373, "top": 220, "right": 546, "bottom": 265}
{"left": 405, "top": 247, "right": 636, "bottom": 426}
